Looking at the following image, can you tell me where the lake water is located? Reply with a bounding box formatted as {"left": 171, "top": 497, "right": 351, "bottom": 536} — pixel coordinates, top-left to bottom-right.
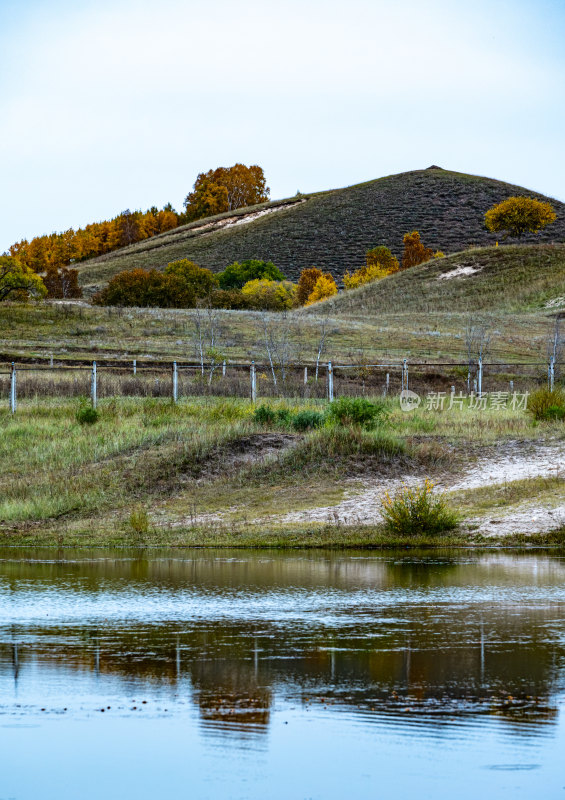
{"left": 0, "top": 549, "right": 564, "bottom": 799}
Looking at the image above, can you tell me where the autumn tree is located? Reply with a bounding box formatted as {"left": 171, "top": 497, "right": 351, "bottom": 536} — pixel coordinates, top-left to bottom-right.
{"left": 366, "top": 246, "right": 399, "bottom": 273}
{"left": 165, "top": 259, "right": 218, "bottom": 298}
{"left": 241, "top": 279, "right": 298, "bottom": 310}
{"left": 0, "top": 256, "right": 46, "bottom": 302}
{"left": 43, "top": 266, "right": 83, "bottom": 299}
{"left": 402, "top": 231, "right": 434, "bottom": 269}
{"left": 92, "top": 269, "right": 196, "bottom": 308}
{"left": 484, "top": 196, "right": 557, "bottom": 239}
{"left": 183, "top": 164, "right": 269, "bottom": 221}
{"left": 305, "top": 274, "right": 338, "bottom": 306}
{"left": 297, "top": 267, "right": 324, "bottom": 305}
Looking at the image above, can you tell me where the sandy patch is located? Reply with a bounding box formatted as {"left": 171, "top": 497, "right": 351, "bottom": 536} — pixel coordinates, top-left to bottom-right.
{"left": 279, "top": 440, "right": 565, "bottom": 532}
{"left": 545, "top": 296, "right": 565, "bottom": 309}
{"left": 437, "top": 265, "right": 481, "bottom": 280}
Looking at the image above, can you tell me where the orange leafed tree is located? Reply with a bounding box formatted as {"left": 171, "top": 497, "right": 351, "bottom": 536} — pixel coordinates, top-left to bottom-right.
{"left": 183, "top": 164, "right": 269, "bottom": 221}
{"left": 401, "top": 231, "right": 434, "bottom": 269}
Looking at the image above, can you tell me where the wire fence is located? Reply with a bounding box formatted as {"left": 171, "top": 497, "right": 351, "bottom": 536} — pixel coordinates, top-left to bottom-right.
{"left": 0, "top": 354, "right": 561, "bottom": 413}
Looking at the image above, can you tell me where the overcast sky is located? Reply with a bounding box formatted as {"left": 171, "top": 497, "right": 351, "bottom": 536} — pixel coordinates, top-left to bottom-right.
{"left": 1, "top": 0, "right": 564, "bottom": 252}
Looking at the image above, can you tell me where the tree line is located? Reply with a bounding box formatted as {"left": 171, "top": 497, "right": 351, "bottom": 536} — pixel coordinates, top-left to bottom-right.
{"left": 7, "top": 164, "right": 269, "bottom": 274}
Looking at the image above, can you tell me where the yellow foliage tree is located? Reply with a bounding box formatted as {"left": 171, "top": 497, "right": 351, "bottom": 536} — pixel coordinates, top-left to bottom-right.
{"left": 484, "top": 196, "right": 556, "bottom": 239}
{"left": 305, "top": 274, "right": 338, "bottom": 305}
{"left": 241, "top": 278, "right": 297, "bottom": 310}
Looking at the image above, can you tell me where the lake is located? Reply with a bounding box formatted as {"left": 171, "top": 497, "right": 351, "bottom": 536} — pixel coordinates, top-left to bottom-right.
{"left": 0, "top": 549, "right": 564, "bottom": 799}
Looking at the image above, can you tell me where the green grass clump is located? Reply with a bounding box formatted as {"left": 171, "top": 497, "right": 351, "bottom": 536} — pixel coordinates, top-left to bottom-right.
{"left": 381, "top": 479, "right": 459, "bottom": 536}
{"left": 76, "top": 401, "right": 99, "bottom": 425}
{"left": 528, "top": 387, "right": 565, "bottom": 421}
{"left": 253, "top": 404, "right": 293, "bottom": 426}
{"left": 291, "top": 410, "right": 325, "bottom": 431}
{"left": 327, "top": 397, "right": 389, "bottom": 428}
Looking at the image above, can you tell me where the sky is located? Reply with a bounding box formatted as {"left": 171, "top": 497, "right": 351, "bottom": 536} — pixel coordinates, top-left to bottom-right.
{"left": 1, "top": 0, "right": 564, "bottom": 252}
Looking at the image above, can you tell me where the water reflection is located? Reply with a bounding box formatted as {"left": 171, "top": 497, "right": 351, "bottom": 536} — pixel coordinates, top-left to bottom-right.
{"left": 1, "top": 549, "right": 564, "bottom": 739}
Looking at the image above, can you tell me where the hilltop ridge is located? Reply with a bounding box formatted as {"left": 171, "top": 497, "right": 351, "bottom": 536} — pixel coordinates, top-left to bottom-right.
{"left": 75, "top": 168, "right": 565, "bottom": 291}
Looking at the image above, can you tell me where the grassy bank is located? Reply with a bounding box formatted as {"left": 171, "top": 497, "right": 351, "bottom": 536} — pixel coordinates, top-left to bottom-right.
{"left": 1, "top": 395, "right": 564, "bottom": 547}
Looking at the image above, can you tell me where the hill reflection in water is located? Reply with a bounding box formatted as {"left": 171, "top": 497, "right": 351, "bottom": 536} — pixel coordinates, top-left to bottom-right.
{"left": 1, "top": 549, "right": 564, "bottom": 739}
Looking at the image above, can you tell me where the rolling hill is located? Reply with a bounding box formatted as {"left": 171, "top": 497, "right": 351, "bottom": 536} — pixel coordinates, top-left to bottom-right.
{"left": 76, "top": 168, "right": 565, "bottom": 291}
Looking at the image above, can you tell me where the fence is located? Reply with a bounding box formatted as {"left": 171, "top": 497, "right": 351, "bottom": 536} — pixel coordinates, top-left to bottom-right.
{"left": 0, "top": 354, "right": 561, "bottom": 413}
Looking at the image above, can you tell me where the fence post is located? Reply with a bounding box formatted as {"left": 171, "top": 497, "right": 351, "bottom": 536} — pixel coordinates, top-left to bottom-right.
{"left": 49, "top": 353, "right": 53, "bottom": 368}
{"left": 133, "top": 359, "right": 136, "bottom": 376}
{"left": 478, "top": 356, "right": 483, "bottom": 395}
{"left": 549, "top": 356, "right": 555, "bottom": 391}
{"left": 91, "top": 361, "right": 97, "bottom": 409}
{"left": 304, "top": 366, "right": 308, "bottom": 385}
{"left": 222, "top": 360, "right": 226, "bottom": 377}
{"left": 10, "top": 362, "right": 16, "bottom": 414}
{"left": 250, "top": 361, "right": 257, "bottom": 403}
{"left": 172, "top": 361, "right": 178, "bottom": 403}
{"left": 385, "top": 372, "right": 390, "bottom": 395}
{"left": 327, "top": 361, "right": 334, "bottom": 402}
{"left": 402, "top": 359, "right": 408, "bottom": 391}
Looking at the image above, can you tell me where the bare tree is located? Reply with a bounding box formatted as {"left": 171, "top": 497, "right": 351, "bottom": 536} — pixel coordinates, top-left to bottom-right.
{"left": 464, "top": 316, "right": 492, "bottom": 392}
{"left": 548, "top": 313, "right": 563, "bottom": 379}
{"left": 193, "top": 304, "right": 225, "bottom": 385}
{"left": 314, "top": 309, "right": 331, "bottom": 380}
{"left": 260, "top": 311, "right": 293, "bottom": 390}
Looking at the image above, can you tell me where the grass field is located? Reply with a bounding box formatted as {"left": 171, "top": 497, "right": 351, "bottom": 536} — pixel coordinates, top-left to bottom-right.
{"left": 320, "top": 243, "right": 565, "bottom": 315}
{"left": 1, "top": 395, "right": 563, "bottom": 547}
{"left": 1, "top": 243, "right": 562, "bottom": 371}
{"left": 73, "top": 168, "right": 565, "bottom": 290}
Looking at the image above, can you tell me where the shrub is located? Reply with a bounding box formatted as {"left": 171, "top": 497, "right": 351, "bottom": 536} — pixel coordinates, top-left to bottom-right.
{"left": 365, "top": 245, "right": 399, "bottom": 273}
{"left": 305, "top": 274, "right": 338, "bottom": 305}
{"left": 343, "top": 263, "right": 395, "bottom": 290}
{"left": 241, "top": 278, "right": 298, "bottom": 310}
{"left": 528, "top": 387, "right": 565, "bottom": 421}
{"left": 402, "top": 231, "right": 434, "bottom": 269}
{"left": 129, "top": 505, "right": 149, "bottom": 535}
{"left": 164, "top": 259, "right": 218, "bottom": 297}
{"left": 327, "top": 397, "right": 389, "bottom": 428}
{"left": 380, "top": 480, "right": 459, "bottom": 536}
{"left": 296, "top": 267, "right": 323, "bottom": 305}
{"left": 218, "top": 259, "right": 285, "bottom": 290}
{"left": 253, "top": 404, "right": 277, "bottom": 425}
{"left": 253, "top": 404, "right": 293, "bottom": 426}
{"left": 291, "top": 410, "right": 325, "bottom": 431}
{"left": 93, "top": 268, "right": 196, "bottom": 308}
{"left": 76, "top": 400, "right": 99, "bottom": 425}
{"left": 209, "top": 288, "right": 253, "bottom": 309}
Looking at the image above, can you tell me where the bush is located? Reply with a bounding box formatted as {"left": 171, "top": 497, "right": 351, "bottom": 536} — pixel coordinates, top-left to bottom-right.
{"left": 291, "top": 410, "right": 325, "bottom": 431}
{"left": 253, "top": 404, "right": 294, "bottom": 426}
{"left": 380, "top": 480, "right": 459, "bottom": 536}
{"left": 305, "top": 274, "right": 338, "bottom": 305}
{"left": 241, "top": 278, "right": 298, "bottom": 310}
{"left": 164, "top": 259, "right": 218, "bottom": 298}
{"left": 528, "top": 387, "right": 565, "bottom": 421}
{"left": 76, "top": 401, "right": 99, "bottom": 425}
{"left": 327, "top": 397, "right": 389, "bottom": 428}
{"left": 218, "top": 259, "right": 285, "bottom": 290}
{"left": 92, "top": 268, "right": 195, "bottom": 308}
{"left": 209, "top": 288, "right": 253, "bottom": 309}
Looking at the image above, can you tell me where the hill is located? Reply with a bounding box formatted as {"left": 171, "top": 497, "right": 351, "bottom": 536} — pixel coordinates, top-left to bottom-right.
{"left": 75, "top": 168, "right": 565, "bottom": 291}
{"left": 317, "top": 243, "right": 565, "bottom": 315}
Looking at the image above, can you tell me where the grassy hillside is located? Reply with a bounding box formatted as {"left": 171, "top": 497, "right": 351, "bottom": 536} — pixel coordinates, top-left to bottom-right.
{"left": 320, "top": 244, "right": 565, "bottom": 315}
{"left": 75, "top": 168, "right": 565, "bottom": 291}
